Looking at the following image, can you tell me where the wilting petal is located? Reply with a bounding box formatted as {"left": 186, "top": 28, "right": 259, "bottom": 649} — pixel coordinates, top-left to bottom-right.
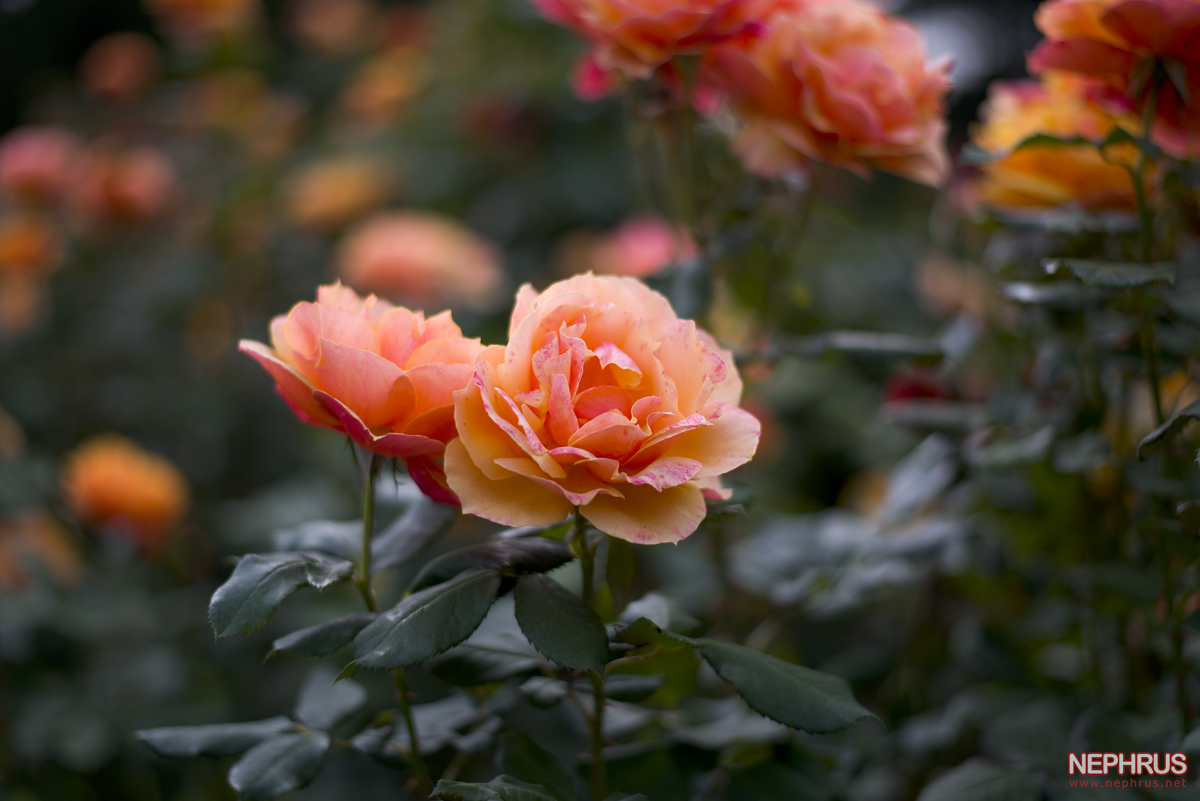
{"left": 445, "top": 439, "right": 573, "bottom": 526}
{"left": 312, "top": 338, "right": 416, "bottom": 428}
{"left": 239, "top": 340, "right": 340, "bottom": 427}
{"left": 314, "top": 391, "right": 445, "bottom": 459}
{"left": 581, "top": 481, "right": 707, "bottom": 545}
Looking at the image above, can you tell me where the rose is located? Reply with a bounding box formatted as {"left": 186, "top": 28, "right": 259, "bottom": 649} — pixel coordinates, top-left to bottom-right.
{"left": 62, "top": 435, "right": 189, "bottom": 557}
{"left": 285, "top": 158, "right": 389, "bottom": 232}
{"left": 1028, "top": 0, "right": 1200, "bottom": 158}
{"left": 79, "top": 33, "right": 161, "bottom": 102}
{"left": 239, "top": 283, "right": 485, "bottom": 503}
{"left": 0, "top": 512, "right": 80, "bottom": 591}
{"left": 338, "top": 212, "right": 503, "bottom": 311}
{"left": 968, "top": 75, "right": 1146, "bottom": 212}
{"left": 0, "top": 126, "right": 80, "bottom": 205}
{"left": 72, "top": 145, "right": 176, "bottom": 228}
{"left": 445, "top": 273, "right": 760, "bottom": 544}
{"left": 710, "top": 0, "right": 951, "bottom": 186}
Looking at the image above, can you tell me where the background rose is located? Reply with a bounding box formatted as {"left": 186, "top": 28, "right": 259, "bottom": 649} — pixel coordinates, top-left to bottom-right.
{"left": 711, "top": 0, "right": 951, "bottom": 185}
{"left": 1029, "top": 0, "right": 1200, "bottom": 158}
{"left": 240, "top": 283, "right": 484, "bottom": 502}
{"left": 967, "top": 74, "right": 1146, "bottom": 212}
{"left": 445, "top": 273, "right": 759, "bottom": 544}
{"left": 0, "top": 126, "right": 80, "bottom": 205}
{"left": 72, "top": 145, "right": 177, "bottom": 228}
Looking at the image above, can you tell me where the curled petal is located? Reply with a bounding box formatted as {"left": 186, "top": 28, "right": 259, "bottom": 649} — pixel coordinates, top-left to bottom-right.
{"left": 493, "top": 457, "right": 625, "bottom": 506}
{"left": 695, "top": 475, "right": 734, "bottom": 501}
{"left": 406, "top": 455, "right": 460, "bottom": 507}
{"left": 314, "top": 391, "right": 444, "bottom": 459}
{"left": 621, "top": 456, "right": 703, "bottom": 491}
{"left": 445, "top": 439, "right": 573, "bottom": 526}
{"left": 657, "top": 405, "right": 760, "bottom": 479}
{"left": 581, "top": 481, "right": 707, "bottom": 544}
{"left": 239, "top": 340, "right": 340, "bottom": 427}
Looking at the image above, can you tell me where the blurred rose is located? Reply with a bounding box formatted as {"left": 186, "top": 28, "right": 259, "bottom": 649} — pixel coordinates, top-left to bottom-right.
{"left": 340, "top": 48, "right": 427, "bottom": 124}
{"left": 288, "top": 0, "right": 375, "bottom": 54}
{"left": 0, "top": 126, "right": 80, "bottom": 205}
{"left": 188, "top": 71, "right": 307, "bottom": 160}
{"left": 63, "top": 435, "right": 189, "bottom": 557}
{"left": 338, "top": 212, "right": 503, "bottom": 311}
{"left": 285, "top": 158, "right": 390, "bottom": 232}
{"left": 0, "top": 214, "right": 60, "bottom": 335}
{"left": 240, "top": 283, "right": 485, "bottom": 502}
{"left": 146, "top": 0, "right": 257, "bottom": 44}
{"left": 559, "top": 216, "right": 696, "bottom": 279}
{"left": 0, "top": 511, "right": 81, "bottom": 591}
{"left": 72, "top": 145, "right": 176, "bottom": 228}
{"left": 532, "top": 0, "right": 769, "bottom": 84}
{"left": 711, "top": 0, "right": 951, "bottom": 185}
{"left": 79, "top": 32, "right": 161, "bottom": 102}
{"left": 1029, "top": 0, "right": 1200, "bottom": 158}
{"left": 445, "top": 273, "right": 760, "bottom": 544}
{"left": 967, "top": 75, "right": 1145, "bottom": 213}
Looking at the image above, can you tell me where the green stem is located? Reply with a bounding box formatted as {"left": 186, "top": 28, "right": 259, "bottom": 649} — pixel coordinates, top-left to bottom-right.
{"left": 1140, "top": 307, "right": 1166, "bottom": 427}
{"left": 395, "top": 667, "right": 434, "bottom": 794}
{"left": 1131, "top": 79, "right": 1160, "bottom": 264}
{"left": 573, "top": 510, "right": 607, "bottom": 800}
{"left": 358, "top": 452, "right": 380, "bottom": 613}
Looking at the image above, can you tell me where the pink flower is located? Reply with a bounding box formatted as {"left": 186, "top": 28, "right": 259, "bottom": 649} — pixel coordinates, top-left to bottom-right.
{"left": 710, "top": 0, "right": 951, "bottom": 185}
{"left": 239, "top": 283, "right": 485, "bottom": 503}
{"left": 445, "top": 273, "right": 760, "bottom": 544}
{"left": 72, "top": 145, "right": 176, "bottom": 228}
{"left": 0, "top": 127, "right": 80, "bottom": 205}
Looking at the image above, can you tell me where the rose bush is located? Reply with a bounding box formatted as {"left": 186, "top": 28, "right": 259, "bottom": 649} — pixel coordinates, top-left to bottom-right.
{"left": 239, "top": 283, "right": 485, "bottom": 502}
{"left": 445, "top": 273, "right": 760, "bottom": 544}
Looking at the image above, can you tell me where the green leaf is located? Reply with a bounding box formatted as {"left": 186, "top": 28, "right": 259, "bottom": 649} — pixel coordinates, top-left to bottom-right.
{"left": 499, "top": 732, "right": 577, "bottom": 801}
{"left": 351, "top": 568, "right": 501, "bottom": 670}
{"left": 998, "top": 282, "right": 1101, "bottom": 309}
{"left": 967, "top": 427, "right": 1056, "bottom": 470}
{"left": 227, "top": 731, "right": 330, "bottom": 800}
{"left": 272, "top": 520, "right": 359, "bottom": 561}
{"left": 603, "top": 673, "right": 667, "bottom": 702}
{"left": 293, "top": 665, "right": 367, "bottom": 730}
{"left": 372, "top": 493, "right": 457, "bottom": 573}
{"left": 210, "top": 552, "right": 355, "bottom": 637}
{"left": 1138, "top": 399, "right": 1200, "bottom": 459}
{"left": 514, "top": 573, "right": 609, "bottom": 674}
{"left": 134, "top": 716, "right": 297, "bottom": 758}
{"left": 915, "top": 758, "right": 1039, "bottom": 801}
{"left": 696, "top": 640, "right": 875, "bottom": 733}
{"left": 431, "top": 776, "right": 558, "bottom": 801}
{"left": 604, "top": 538, "right": 636, "bottom": 615}
{"left": 616, "top": 616, "right": 696, "bottom": 649}
{"left": 1181, "top": 726, "right": 1200, "bottom": 752}
{"left": 1099, "top": 124, "right": 1161, "bottom": 160}
{"left": 411, "top": 539, "right": 573, "bottom": 592}
{"left": 1166, "top": 293, "right": 1200, "bottom": 328}
{"left": 784, "top": 331, "right": 942, "bottom": 363}
{"left": 1043, "top": 258, "right": 1176, "bottom": 288}
{"left": 428, "top": 634, "right": 544, "bottom": 686}
{"left": 1165, "top": 59, "right": 1190, "bottom": 106}
{"left": 1014, "top": 132, "right": 1093, "bottom": 153}
{"left": 268, "top": 612, "right": 377, "bottom": 659}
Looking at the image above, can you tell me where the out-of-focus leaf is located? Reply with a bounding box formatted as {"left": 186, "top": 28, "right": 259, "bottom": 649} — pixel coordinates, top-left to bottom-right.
{"left": 431, "top": 776, "right": 558, "bottom": 801}
{"left": 605, "top": 537, "right": 636, "bottom": 614}
{"left": 1043, "top": 258, "right": 1176, "bottom": 288}
{"left": 499, "top": 732, "right": 577, "bottom": 801}
{"left": 1166, "top": 293, "right": 1200, "bottom": 328}
{"left": 967, "top": 427, "right": 1056, "bottom": 470}
{"left": 134, "top": 716, "right": 296, "bottom": 758}
{"left": 351, "top": 568, "right": 500, "bottom": 670}
{"left": 705, "top": 503, "right": 746, "bottom": 521}
{"left": 210, "top": 552, "right": 355, "bottom": 637}
{"left": 227, "top": 731, "right": 330, "bottom": 800}
{"left": 272, "top": 521, "right": 359, "bottom": 561}
{"left": 783, "top": 332, "right": 943, "bottom": 363}
{"left": 372, "top": 494, "right": 457, "bottom": 573}
{"left": 429, "top": 632, "right": 544, "bottom": 686}
{"left": 618, "top": 594, "right": 699, "bottom": 635}
{"left": 1137, "top": 400, "right": 1200, "bottom": 459}
{"left": 268, "top": 613, "right": 377, "bottom": 659}
{"left": 998, "top": 281, "right": 1101, "bottom": 309}
{"left": 293, "top": 665, "right": 367, "bottom": 731}
{"left": 411, "top": 540, "right": 573, "bottom": 592}
{"left": 727, "top": 762, "right": 832, "bottom": 801}
{"left": 603, "top": 795, "right": 650, "bottom": 801}
{"left": 696, "top": 640, "right": 875, "bottom": 733}
{"left": 881, "top": 400, "right": 989, "bottom": 433}
{"left": 520, "top": 676, "right": 569, "bottom": 708}
{"left": 352, "top": 694, "right": 478, "bottom": 761}
{"left": 915, "top": 758, "right": 1038, "bottom": 801}
{"left": 672, "top": 698, "right": 789, "bottom": 750}
{"left": 514, "top": 574, "right": 608, "bottom": 674}
{"left": 1181, "top": 726, "right": 1200, "bottom": 752}
{"left": 604, "top": 674, "right": 667, "bottom": 703}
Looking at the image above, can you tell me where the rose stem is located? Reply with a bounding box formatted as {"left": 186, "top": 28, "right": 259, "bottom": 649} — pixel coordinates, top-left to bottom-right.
{"left": 573, "top": 509, "right": 607, "bottom": 800}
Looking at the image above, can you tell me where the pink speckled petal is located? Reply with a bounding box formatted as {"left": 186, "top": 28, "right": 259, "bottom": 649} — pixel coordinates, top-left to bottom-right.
{"left": 406, "top": 454, "right": 461, "bottom": 506}
{"left": 547, "top": 373, "right": 579, "bottom": 445}
{"left": 445, "top": 439, "right": 574, "bottom": 526}
{"left": 314, "top": 391, "right": 445, "bottom": 459}
{"left": 493, "top": 457, "right": 624, "bottom": 506}
{"left": 240, "top": 340, "right": 340, "bottom": 427}
{"left": 620, "top": 456, "right": 703, "bottom": 491}
{"left": 576, "top": 386, "right": 634, "bottom": 421}
{"left": 569, "top": 410, "right": 648, "bottom": 461}
{"left": 665, "top": 405, "right": 760, "bottom": 478}
{"left": 695, "top": 475, "right": 734, "bottom": 501}
{"left": 581, "top": 481, "right": 707, "bottom": 545}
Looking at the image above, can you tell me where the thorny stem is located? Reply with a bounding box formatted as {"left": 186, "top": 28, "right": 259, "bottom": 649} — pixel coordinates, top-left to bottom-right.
{"left": 572, "top": 509, "right": 608, "bottom": 800}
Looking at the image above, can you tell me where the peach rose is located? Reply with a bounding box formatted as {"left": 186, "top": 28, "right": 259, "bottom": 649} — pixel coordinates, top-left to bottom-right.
{"left": 338, "top": 212, "right": 503, "bottom": 311}
{"left": 710, "top": 0, "right": 951, "bottom": 185}
{"left": 239, "top": 283, "right": 485, "bottom": 503}
{"left": 72, "top": 145, "right": 176, "bottom": 228}
{"left": 79, "top": 32, "right": 161, "bottom": 102}
{"left": 0, "top": 126, "right": 80, "bottom": 205}
{"left": 285, "top": 158, "right": 390, "bottom": 232}
{"left": 445, "top": 273, "right": 760, "bottom": 544}
{"left": 560, "top": 216, "right": 697, "bottom": 278}
{"left": 1028, "top": 0, "right": 1200, "bottom": 158}
{"left": 968, "top": 75, "right": 1146, "bottom": 212}
{"left": 63, "top": 435, "right": 189, "bottom": 557}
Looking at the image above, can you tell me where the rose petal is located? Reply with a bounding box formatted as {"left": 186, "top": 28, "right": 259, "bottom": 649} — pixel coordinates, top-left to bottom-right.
{"left": 240, "top": 340, "right": 340, "bottom": 427}
{"left": 581, "top": 481, "right": 707, "bottom": 545}
{"left": 620, "top": 456, "right": 703, "bottom": 491}
{"left": 444, "top": 439, "right": 574, "bottom": 526}
{"left": 408, "top": 362, "right": 475, "bottom": 415}
{"left": 311, "top": 338, "right": 417, "bottom": 428}
{"left": 314, "top": 391, "right": 445, "bottom": 459}
{"left": 406, "top": 454, "right": 460, "bottom": 506}
{"left": 493, "top": 457, "right": 624, "bottom": 506}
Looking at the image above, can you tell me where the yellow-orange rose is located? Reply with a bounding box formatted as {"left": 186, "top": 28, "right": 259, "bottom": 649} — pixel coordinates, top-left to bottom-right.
{"left": 445, "top": 273, "right": 760, "bottom": 544}
{"left": 285, "top": 158, "right": 390, "bottom": 232}
{"left": 240, "top": 283, "right": 485, "bottom": 503}
{"left": 0, "top": 511, "right": 81, "bottom": 591}
{"left": 63, "top": 435, "right": 189, "bottom": 557}
{"left": 968, "top": 74, "right": 1145, "bottom": 212}
{"left": 711, "top": 0, "right": 951, "bottom": 185}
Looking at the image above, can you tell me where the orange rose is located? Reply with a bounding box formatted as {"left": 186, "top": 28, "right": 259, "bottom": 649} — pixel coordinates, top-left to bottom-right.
{"left": 968, "top": 75, "right": 1145, "bottom": 212}
{"left": 72, "top": 145, "right": 176, "bottom": 228}
{"left": 240, "top": 283, "right": 485, "bottom": 503}
{"left": 146, "top": 0, "right": 257, "bottom": 43}
{"left": 338, "top": 212, "right": 503, "bottom": 311}
{"left": 63, "top": 435, "right": 189, "bottom": 557}
{"left": 79, "top": 32, "right": 161, "bottom": 102}
{"left": 1029, "top": 0, "right": 1200, "bottom": 158}
{"left": 285, "top": 158, "right": 390, "bottom": 232}
{"left": 711, "top": 0, "right": 951, "bottom": 185}
{"left": 445, "top": 273, "right": 760, "bottom": 544}
{"left": 0, "top": 126, "right": 80, "bottom": 205}
{"left": 0, "top": 511, "right": 81, "bottom": 591}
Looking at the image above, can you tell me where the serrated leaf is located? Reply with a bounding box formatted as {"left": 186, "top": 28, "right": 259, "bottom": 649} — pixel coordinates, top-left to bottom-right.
{"left": 697, "top": 640, "right": 875, "bottom": 733}
{"left": 272, "top": 520, "right": 359, "bottom": 560}
{"left": 431, "top": 776, "right": 558, "bottom": 801}
{"left": 514, "top": 574, "right": 608, "bottom": 674}
{"left": 411, "top": 539, "right": 573, "bottom": 592}
{"left": 1138, "top": 399, "right": 1200, "bottom": 459}
{"left": 352, "top": 568, "right": 501, "bottom": 670}
{"left": 210, "top": 552, "right": 355, "bottom": 637}
{"left": 293, "top": 665, "right": 367, "bottom": 730}
{"left": 499, "top": 732, "right": 577, "bottom": 801}
{"left": 134, "top": 716, "right": 297, "bottom": 758}
{"left": 268, "top": 613, "right": 377, "bottom": 659}
{"left": 429, "top": 634, "right": 544, "bottom": 686}
{"left": 604, "top": 538, "right": 635, "bottom": 614}
{"left": 916, "top": 758, "right": 1039, "bottom": 801}
{"left": 372, "top": 493, "right": 457, "bottom": 573}
{"left": 616, "top": 616, "right": 696, "bottom": 649}
{"left": 227, "top": 731, "right": 330, "bottom": 800}
{"left": 784, "top": 331, "right": 942, "bottom": 363}
{"left": 1043, "top": 258, "right": 1176, "bottom": 288}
